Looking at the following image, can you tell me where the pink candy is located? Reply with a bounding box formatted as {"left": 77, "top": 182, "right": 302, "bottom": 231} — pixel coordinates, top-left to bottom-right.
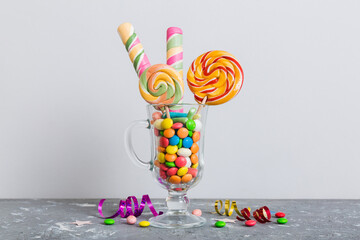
{"left": 127, "top": 215, "right": 137, "bottom": 225}
{"left": 192, "top": 209, "right": 202, "bottom": 216}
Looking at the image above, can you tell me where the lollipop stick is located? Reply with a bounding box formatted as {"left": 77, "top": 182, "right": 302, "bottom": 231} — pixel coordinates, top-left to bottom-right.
{"left": 196, "top": 96, "right": 207, "bottom": 115}
{"left": 165, "top": 106, "right": 171, "bottom": 118}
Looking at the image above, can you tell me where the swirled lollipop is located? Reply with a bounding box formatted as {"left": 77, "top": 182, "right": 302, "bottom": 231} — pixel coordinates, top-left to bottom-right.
{"left": 139, "top": 64, "right": 184, "bottom": 105}
{"left": 187, "top": 50, "right": 244, "bottom": 105}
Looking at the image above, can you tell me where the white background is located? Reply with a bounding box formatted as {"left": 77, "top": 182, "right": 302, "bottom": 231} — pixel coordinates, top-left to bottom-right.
{"left": 1, "top": 0, "right": 360, "bottom": 199}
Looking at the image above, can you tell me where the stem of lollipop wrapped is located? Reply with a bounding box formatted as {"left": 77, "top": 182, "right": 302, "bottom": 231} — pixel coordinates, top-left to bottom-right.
{"left": 195, "top": 96, "right": 207, "bottom": 115}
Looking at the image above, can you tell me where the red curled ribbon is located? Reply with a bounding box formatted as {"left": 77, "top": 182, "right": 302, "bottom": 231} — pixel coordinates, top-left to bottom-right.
{"left": 98, "top": 194, "right": 163, "bottom": 218}
{"left": 252, "top": 206, "right": 271, "bottom": 223}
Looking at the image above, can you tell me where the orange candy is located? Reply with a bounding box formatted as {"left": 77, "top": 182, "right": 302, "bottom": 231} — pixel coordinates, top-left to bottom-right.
{"left": 190, "top": 143, "right": 199, "bottom": 153}
{"left": 154, "top": 160, "right": 160, "bottom": 168}
{"left": 165, "top": 154, "right": 177, "bottom": 162}
{"left": 177, "top": 128, "right": 189, "bottom": 139}
{"left": 169, "top": 175, "right": 181, "bottom": 184}
{"left": 181, "top": 174, "right": 193, "bottom": 183}
{"left": 192, "top": 131, "right": 200, "bottom": 142}
{"left": 158, "top": 146, "right": 166, "bottom": 152}
{"left": 190, "top": 154, "right": 198, "bottom": 164}
{"left": 164, "top": 128, "right": 175, "bottom": 138}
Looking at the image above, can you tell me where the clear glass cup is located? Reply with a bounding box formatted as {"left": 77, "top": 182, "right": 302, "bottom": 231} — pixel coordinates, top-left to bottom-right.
{"left": 124, "top": 103, "right": 207, "bottom": 228}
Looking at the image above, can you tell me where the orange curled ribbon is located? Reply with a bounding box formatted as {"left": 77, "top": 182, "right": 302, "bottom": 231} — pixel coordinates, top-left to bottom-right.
{"left": 214, "top": 200, "right": 251, "bottom": 219}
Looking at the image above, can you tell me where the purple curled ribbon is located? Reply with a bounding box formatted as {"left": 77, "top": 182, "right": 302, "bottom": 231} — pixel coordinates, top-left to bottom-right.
{"left": 98, "top": 194, "right": 163, "bottom": 218}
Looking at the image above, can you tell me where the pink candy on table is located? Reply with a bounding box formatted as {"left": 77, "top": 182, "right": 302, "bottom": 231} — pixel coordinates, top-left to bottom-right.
{"left": 127, "top": 215, "right": 137, "bottom": 225}
{"left": 192, "top": 209, "right": 202, "bottom": 216}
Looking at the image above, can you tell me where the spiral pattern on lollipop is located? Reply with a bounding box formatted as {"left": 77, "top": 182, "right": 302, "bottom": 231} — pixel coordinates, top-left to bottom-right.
{"left": 139, "top": 64, "right": 184, "bottom": 105}
{"left": 187, "top": 50, "right": 244, "bottom": 105}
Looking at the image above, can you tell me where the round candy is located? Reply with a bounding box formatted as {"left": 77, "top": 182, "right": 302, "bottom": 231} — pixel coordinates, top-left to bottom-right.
{"left": 172, "top": 122, "right": 183, "bottom": 129}
{"left": 182, "top": 137, "right": 194, "bottom": 148}
{"left": 152, "top": 112, "right": 162, "bottom": 120}
{"left": 177, "top": 167, "right": 188, "bottom": 176}
{"left": 167, "top": 167, "right": 178, "bottom": 176}
{"left": 153, "top": 160, "right": 160, "bottom": 168}
{"left": 190, "top": 154, "right": 198, "bottom": 164}
{"left": 186, "top": 119, "right": 196, "bottom": 131}
{"left": 188, "top": 131, "right": 193, "bottom": 137}
{"left": 187, "top": 168, "right": 198, "bottom": 177}
{"left": 169, "top": 175, "right": 181, "bottom": 184}
{"left": 159, "top": 170, "right": 167, "bottom": 179}
{"left": 277, "top": 218, "right": 288, "bottom": 224}
{"left": 169, "top": 135, "right": 180, "bottom": 146}
{"left": 177, "top": 148, "right": 192, "bottom": 157}
{"left": 175, "top": 156, "right": 187, "bottom": 168}
{"left": 164, "top": 128, "right": 175, "bottom": 138}
{"left": 158, "top": 146, "right": 165, "bottom": 153}
{"left": 158, "top": 152, "right": 165, "bottom": 163}
{"left": 194, "top": 120, "right": 202, "bottom": 132}
{"left": 190, "top": 143, "right": 199, "bottom": 153}
{"left": 215, "top": 221, "right": 226, "bottom": 228}
{"left": 165, "top": 154, "right": 177, "bottom": 162}
{"left": 192, "top": 163, "right": 198, "bottom": 169}
{"left": 154, "top": 119, "right": 164, "bottom": 130}
{"left": 159, "top": 164, "right": 169, "bottom": 172}
{"left": 275, "top": 212, "right": 286, "bottom": 218}
{"left": 166, "top": 145, "right": 178, "bottom": 154}
{"left": 127, "top": 215, "right": 137, "bottom": 225}
{"left": 159, "top": 137, "right": 169, "bottom": 148}
{"left": 104, "top": 219, "right": 115, "bottom": 225}
{"left": 165, "top": 161, "right": 176, "bottom": 168}
{"left": 159, "top": 130, "right": 164, "bottom": 136}
{"left": 154, "top": 128, "right": 159, "bottom": 136}
{"left": 139, "top": 221, "right": 150, "bottom": 227}
{"left": 192, "top": 209, "right": 202, "bottom": 216}
{"left": 192, "top": 132, "right": 200, "bottom": 142}
{"left": 161, "top": 118, "right": 173, "bottom": 130}
{"left": 193, "top": 114, "right": 201, "bottom": 120}
{"left": 181, "top": 173, "right": 193, "bottom": 183}
{"left": 245, "top": 220, "right": 256, "bottom": 227}
{"left": 187, "top": 50, "right": 244, "bottom": 105}
{"left": 177, "top": 128, "right": 188, "bottom": 138}
{"left": 139, "top": 64, "right": 184, "bottom": 105}
{"left": 185, "top": 157, "right": 192, "bottom": 167}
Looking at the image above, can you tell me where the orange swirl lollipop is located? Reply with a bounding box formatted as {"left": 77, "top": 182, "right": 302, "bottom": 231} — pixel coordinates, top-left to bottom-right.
{"left": 187, "top": 50, "right": 244, "bottom": 105}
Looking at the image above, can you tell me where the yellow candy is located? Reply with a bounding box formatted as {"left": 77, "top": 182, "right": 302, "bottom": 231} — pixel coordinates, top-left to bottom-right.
{"left": 166, "top": 145, "right": 178, "bottom": 155}
{"left": 158, "top": 152, "right": 165, "bottom": 163}
{"left": 193, "top": 114, "right": 201, "bottom": 120}
{"left": 192, "top": 163, "right": 198, "bottom": 169}
{"left": 177, "top": 167, "right": 188, "bottom": 176}
{"left": 161, "top": 118, "right": 173, "bottom": 129}
{"left": 139, "top": 221, "right": 150, "bottom": 227}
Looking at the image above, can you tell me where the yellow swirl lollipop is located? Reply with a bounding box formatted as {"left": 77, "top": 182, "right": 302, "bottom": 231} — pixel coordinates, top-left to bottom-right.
{"left": 187, "top": 50, "right": 244, "bottom": 105}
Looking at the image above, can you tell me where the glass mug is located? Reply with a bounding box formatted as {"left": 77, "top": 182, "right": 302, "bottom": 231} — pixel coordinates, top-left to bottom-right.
{"left": 125, "top": 103, "right": 208, "bottom": 228}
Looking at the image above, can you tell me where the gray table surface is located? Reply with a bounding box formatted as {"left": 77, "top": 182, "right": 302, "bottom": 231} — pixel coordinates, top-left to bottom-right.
{"left": 1, "top": 199, "right": 359, "bottom": 239}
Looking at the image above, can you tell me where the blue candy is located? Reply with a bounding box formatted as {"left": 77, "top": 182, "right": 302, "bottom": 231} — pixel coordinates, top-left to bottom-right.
{"left": 162, "top": 112, "right": 188, "bottom": 119}
{"left": 169, "top": 135, "right": 180, "bottom": 146}
{"left": 182, "top": 137, "right": 193, "bottom": 148}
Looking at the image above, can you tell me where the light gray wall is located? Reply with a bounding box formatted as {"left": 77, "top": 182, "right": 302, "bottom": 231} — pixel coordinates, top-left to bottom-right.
{"left": 1, "top": 0, "right": 359, "bottom": 199}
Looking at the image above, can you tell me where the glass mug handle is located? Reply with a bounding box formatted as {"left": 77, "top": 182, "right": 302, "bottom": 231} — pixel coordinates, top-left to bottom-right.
{"left": 124, "top": 119, "right": 152, "bottom": 169}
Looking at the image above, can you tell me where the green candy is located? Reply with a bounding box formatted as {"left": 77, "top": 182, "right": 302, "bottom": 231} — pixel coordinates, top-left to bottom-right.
{"left": 165, "top": 161, "right": 176, "bottom": 168}
{"left": 172, "top": 117, "right": 188, "bottom": 124}
{"left": 188, "top": 131, "right": 193, "bottom": 137}
{"left": 186, "top": 119, "right": 196, "bottom": 131}
{"left": 104, "top": 219, "right": 115, "bottom": 225}
{"left": 215, "top": 221, "right": 226, "bottom": 228}
{"left": 187, "top": 107, "right": 196, "bottom": 119}
{"left": 277, "top": 218, "right": 288, "bottom": 224}
{"left": 177, "top": 139, "right": 182, "bottom": 148}
{"left": 160, "top": 130, "right": 164, "bottom": 136}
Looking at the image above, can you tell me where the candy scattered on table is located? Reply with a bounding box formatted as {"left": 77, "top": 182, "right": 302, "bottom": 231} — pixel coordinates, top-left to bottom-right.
{"left": 126, "top": 215, "right": 137, "bottom": 225}
{"left": 275, "top": 212, "right": 286, "bottom": 218}
{"left": 245, "top": 220, "right": 257, "bottom": 227}
{"left": 139, "top": 221, "right": 150, "bottom": 227}
{"left": 215, "top": 221, "right": 226, "bottom": 228}
{"left": 104, "top": 219, "right": 115, "bottom": 225}
{"left": 277, "top": 218, "right": 288, "bottom": 224}
{"left": 192, "top": 209, "right": 202, "bottom": 216}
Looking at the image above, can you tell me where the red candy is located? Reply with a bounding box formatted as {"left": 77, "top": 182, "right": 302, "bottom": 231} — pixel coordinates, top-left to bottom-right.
{"left": 245, "top": 220, "right": 256, "bottom": 227}
{"left": 275, "top": 212, "right": 285, "bottom": 218}
{"left": 159, "top": 170, "right": 167, "bottom": 179}
{"left": 167, "top": 167, "right": 178, "bottom": 176}
{"left": 154, "top": 128, "right": 159, "bottom": 136}
{"left": 160, "top": 164, "right": 169, "bottom": 171}
{"left": 175, "top": 156, "right": 187, "bottom": 168}
{"left": 172, "top": 122, "right": 183, "bottom": 129}
{"left": 159, "top": 137, "right": 169, "bottom": 147}
{"left": 187, "top": 168, "right": 198, "bottom": 177}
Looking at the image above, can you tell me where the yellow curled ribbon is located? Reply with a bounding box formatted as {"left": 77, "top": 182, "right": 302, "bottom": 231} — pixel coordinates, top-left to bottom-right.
{"left": 214, "top": 200, "right": 251, "bottom": 217}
